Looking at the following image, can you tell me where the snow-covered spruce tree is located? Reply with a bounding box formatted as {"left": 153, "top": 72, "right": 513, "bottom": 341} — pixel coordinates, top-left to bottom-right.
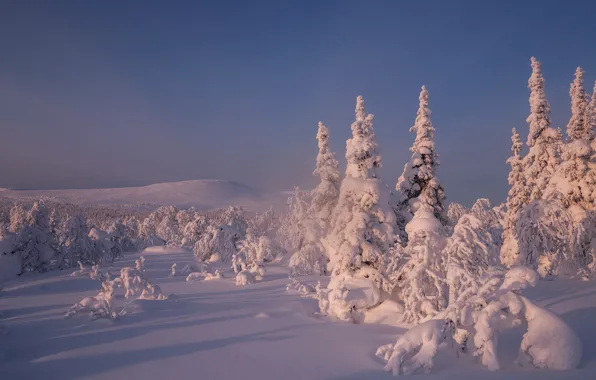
{"left": 553, "top": 67, "right": 596, "bottom": 211}
{"left": 107, "top": 220, "right": 136, "bottom": 253}
{"left": 389, "top": 204, "right": 448, "bottom": 323}
{"left": 391, "top": 86, "right": 447, "bottom": 245}
{"left": 470, "top": 198, "right": 503, "bottom": 248}
{"left": 247, "top": 207, "right": 279, "bottom": 238}
{"left": 289, "top": 122, "right": 340, "bottom": 275}
{"left": 446, "top": 202, "right": 468, "bottom": 228}
{"left": 523, "top": 57, "right": 561, "bottom": 201}
{"left": 310, "top": 122, "right": 341, "bottom": 231}
{"left": 321, "top": 96, "right": 395, "bottom": 322}
{"left": 515, "top": 194, "right": 577, "bottom": 277}
{"left": 276, "top": 187, "right": 310, "bottom": 253}
{"left": 501, "top": 128, "right": 530, "bottom": 267}
{"left": 193, "top": 225, "right": 241, "bottom": 262}
{"left": 217, "top": 206, "right": 248, "bottom": 236}
{"left": 445, "top": 213, "right": 498, "bottom": 306}
{"left": 9, "top": 203, "right": 27, "bottom": 233}
{"left": 156, "top": 211, "right": 181, "bottom": 245}
{"left": 59, "top": 216, "right": 97, "bottom": 267}
{"left": 182, "top": 214, "right": 208, "bottom": 248}
{"left": 10, "top": 202, "right": 59, "bottom": 274}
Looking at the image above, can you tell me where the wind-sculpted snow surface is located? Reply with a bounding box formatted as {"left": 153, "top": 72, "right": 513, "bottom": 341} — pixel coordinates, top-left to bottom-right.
{"left": 0, "top": 249, "right": 594, "bottom": 379}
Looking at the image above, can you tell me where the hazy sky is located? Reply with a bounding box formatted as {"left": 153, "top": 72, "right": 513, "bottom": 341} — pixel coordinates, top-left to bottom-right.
{"left": 1, "top": 0, "right": 595, "bottom": 206}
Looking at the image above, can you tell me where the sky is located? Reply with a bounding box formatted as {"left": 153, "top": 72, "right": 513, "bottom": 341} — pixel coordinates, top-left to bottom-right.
{"left": 1, "top": 0, "right": 595, "bottom": 206}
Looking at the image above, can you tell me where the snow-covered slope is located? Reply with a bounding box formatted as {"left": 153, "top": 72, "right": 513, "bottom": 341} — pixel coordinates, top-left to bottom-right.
{"left": 0, "top": 180, "right": 288, "bottom": 212}
{"left": 0, "top": 249, "right": 595, "bottom": 379}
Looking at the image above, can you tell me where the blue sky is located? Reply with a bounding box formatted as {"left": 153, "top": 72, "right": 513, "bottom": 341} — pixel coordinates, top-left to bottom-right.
{"left": 0, "top": 0, "right": 595, "bottom": 206}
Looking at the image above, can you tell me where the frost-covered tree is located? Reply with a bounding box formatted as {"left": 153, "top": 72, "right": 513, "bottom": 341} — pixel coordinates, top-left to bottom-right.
{"left": 392, "top": 86, "right": 446, "bottom": 245}
{"left": 247, "top": 207, "right": 278, "bottom": 238}
{"left": 182, "top": 214, "right": 208, "bottom": 248}
{"left": 194, "top": 225, "right": 241, "bottom": 262}
{"left": 470, "top": 198, "right": 503, "bottom": 248}
{"left": 309, "top": 121, "right": 341, "bottom": 231}
{"left": 59, "top": 216, "right": 97, "bottom": 267}
{"left": 501, "top": 128, "right": 530, "bottom": 267}
{"left": 276, "top": 188, "right": 310, "bottom": 252}
{"left": 446, "top": 202, "right": 468, "bottom": 227}
{"left": 321, "top": 96, "right": 395, "bottom": 321}
{"left": 515, "top": 195, "right": 577, "bottom": 277}
{"left": 553, "top": 67, "right": 596, "bottom": 209}
{"left": 289, "top": 122, "right": 340, "bottom": 275}
{"left": 9, "top": 203, "right": 27, "bottom": 233}
{"left": 566, "top": 67, "right": 590, "bottom": 141}
{"left": 524, "top": 57, "right": 561, "bottom": 201}
{"left": 107, "top": 220, "right": 135, "bottom": 253}
{"left": 445, "top": 214, "right": 498, "bottom": 305}
{"left": 390, "top": 205, "right": 448, "bottom": 323}
{"left": 156, "top": 212, "right": 181, "bottom": 245}
{"left": 217, "top": 206, "right": 248, "bottom": 236}
{"left": 10, "top": 202, "right": 58, "bottom": 274}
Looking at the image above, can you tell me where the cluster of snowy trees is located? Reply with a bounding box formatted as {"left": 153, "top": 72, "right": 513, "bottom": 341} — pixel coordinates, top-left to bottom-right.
{"left": 0, "top": 198, "right": 278, "bottom": 276}
{"left": 277, "top": 57, "right": 595, "bottom": 329}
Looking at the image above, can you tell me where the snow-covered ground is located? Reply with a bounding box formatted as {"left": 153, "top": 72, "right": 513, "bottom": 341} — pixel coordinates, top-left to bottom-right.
{"left": 1, "top": 248, "right": 595, "bottom": 380}
{"left": 0, "top": 179, "right": 289, "bottom": 212}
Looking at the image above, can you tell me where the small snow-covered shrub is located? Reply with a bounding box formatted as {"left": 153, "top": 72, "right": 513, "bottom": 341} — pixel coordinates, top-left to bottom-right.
{"left": 376, "top": 319, "right": 455, "bottom": 376}
{"left": 377, "top": 266, "right": 582, "bottom": 375}
{"left": 204, "top": 270, "right": 224, "bottom": 281}
{"left": 236, "top": 270, "right": 255, "bottom": 286}
{"left": 186, "top": 272, "right": 203, "bottom": 282}
{"left": 70, "top": 261, "right": 90, "bottom": 277}
{"left": 286, "top": 276, "right": 315, "bottom": 296}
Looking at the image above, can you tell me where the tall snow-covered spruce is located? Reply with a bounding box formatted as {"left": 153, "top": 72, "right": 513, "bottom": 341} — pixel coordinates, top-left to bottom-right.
{"left": 555, "top": 67, "right": 596, "bottom": 209}
{"left": 321, "top": 96, "right": 395, "bottom": 322}
{"left": 524, "top": 57, "right": 561, "bottom": 201}
{"left": 289, "top": 122, "right": 340, "bottom": 275}
{"left": 391, "top": 86, "right": 446, "bottom": 245}
{"left": 501, "top": 128, "right": 529, "bottom": 267}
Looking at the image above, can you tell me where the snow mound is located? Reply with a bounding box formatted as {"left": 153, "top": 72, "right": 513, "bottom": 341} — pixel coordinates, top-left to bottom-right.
{"left": 519, "top": 296, "right": 582, "bottom": 370}
{"left": 142, "top": 246, "right": 191, "bottom": 255}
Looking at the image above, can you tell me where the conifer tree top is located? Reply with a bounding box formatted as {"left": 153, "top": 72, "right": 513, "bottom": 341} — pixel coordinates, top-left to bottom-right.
{"left": 410, "top": 86, "right": 436, "bottom": 155}
{"left": 526, "top": 57, "right": 552, "bottom": 147}
{"left": 511, "top": 128, "right": 522, "bottom": 157}
{"left": 566, "top": 66, "right": 589, "bottom": 141}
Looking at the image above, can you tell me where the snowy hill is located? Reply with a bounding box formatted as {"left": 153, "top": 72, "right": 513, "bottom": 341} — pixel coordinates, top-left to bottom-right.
{"left": 0, "top": 179, "right": 288, "bottom": 212}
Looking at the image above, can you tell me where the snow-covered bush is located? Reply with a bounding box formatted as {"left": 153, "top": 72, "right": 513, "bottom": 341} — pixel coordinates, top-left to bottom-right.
{"left": 65, "top": 276, "right": 117, "bottom": 320}
{"left": 194, "top": 225, "right": 241, "bottom": 262}
{"left": 236, "top": 270, "right": 256, "bottom": 286}
{"left": 286, "top": 276, "right": 316, "bottom": 295}
{"left": 376, "top": 319, "right": 455, "bottom": 376}
{"left": 377, "top": 266, "right": 582, "bottom": 375}
{"left": 204, "top": 270, "right": 224, "bottom": 281}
